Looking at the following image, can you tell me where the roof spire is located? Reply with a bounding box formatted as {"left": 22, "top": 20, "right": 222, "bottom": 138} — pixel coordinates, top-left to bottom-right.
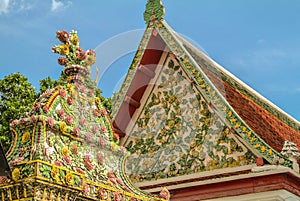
{"left": 144, "top": 0, "right": 165, "bottom": 24}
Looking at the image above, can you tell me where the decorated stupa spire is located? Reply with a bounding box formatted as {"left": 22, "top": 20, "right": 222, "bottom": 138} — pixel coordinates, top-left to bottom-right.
{"left": 144, "top": 0, "right": 165, "bottom": 24}
{"left": 0, "top": 30, "right": 169, "bottom": 201}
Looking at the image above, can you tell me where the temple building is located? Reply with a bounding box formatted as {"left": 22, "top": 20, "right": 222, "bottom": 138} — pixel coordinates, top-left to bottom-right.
{"left": 112, "top": 0, "right": 300, "bottom": 200}
{"left": 0, "top": 0, "right": 300, "bottom": 201}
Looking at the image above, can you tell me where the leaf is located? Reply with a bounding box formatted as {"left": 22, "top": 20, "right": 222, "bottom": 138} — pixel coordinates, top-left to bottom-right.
{"left": 59, "top": 169, "right": 65, "bottom": 178}
{"left": 174, "top": 65, "right": 180, "bottom": 71}
{"left": 174, "top": 146, "right": 182, "bottom": 152}
{"left": 74, "top": 175, "right": 80, "bottom": 185}
{"left": 168, "top": 60, "right": 174, "bottom": 68}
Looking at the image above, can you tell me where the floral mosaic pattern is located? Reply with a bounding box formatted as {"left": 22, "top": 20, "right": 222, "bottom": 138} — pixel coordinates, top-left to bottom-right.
{"left": 1, "top": 69, "right": 166, "bottom": 200}
{"left": 0, "top": 30, "right": 168, "bottom": 201}
{"left": 125, "top": 56, "right": 257, "bottom": 182}
{"left": 154, "top": 23, "right": 293, "bottom": 168}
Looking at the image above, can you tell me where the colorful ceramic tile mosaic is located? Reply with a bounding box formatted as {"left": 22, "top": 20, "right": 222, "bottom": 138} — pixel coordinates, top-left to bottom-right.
{"left": 125, "top": 55, "right": 257, "bottom": 182}
{"left": 0, "top": 30, "right": 169, "bottom": 201}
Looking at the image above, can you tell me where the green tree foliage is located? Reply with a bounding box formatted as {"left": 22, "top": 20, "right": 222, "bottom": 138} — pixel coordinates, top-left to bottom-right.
{"left": 0, "top": 72, "right": 112, "bottom": 153}
{"left": 0, "top": 73, "right": 38, "bottom": 152}
{"left": 95, "top": 88, "right": 112, "bottom": 116}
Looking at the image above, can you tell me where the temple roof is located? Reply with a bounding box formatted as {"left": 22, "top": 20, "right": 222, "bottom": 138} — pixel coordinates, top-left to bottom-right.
{"left": 111, "top": 0, "right": 300, "bottom": 198}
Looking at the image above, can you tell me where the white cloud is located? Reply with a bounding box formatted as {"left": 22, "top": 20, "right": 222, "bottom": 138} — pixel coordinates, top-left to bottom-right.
{"left": 0, "top": 0, "right": 10, "bottom": 14}
{"left": 51, "top": 0, "right": 71, "bottom": 12}
{"left": 0, "top": 0, "right": 36, "bottom": 15}
{"left": 16, "top": 0, "right": 34, "bottom": 12}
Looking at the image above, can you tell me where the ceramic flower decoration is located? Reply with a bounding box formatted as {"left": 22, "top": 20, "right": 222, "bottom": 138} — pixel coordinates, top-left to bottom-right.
{"left": 52, "top": 30, "right": 96, "bottom": 68}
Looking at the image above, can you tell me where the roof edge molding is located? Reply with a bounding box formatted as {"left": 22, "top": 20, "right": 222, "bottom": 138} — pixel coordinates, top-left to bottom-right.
{"left": 144, "top": 0, "right": 165, "bottom": 24}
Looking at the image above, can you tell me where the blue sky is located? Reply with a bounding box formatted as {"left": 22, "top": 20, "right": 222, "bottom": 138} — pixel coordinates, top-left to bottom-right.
{"left": 0, "top": 0, "right": 299, "bottom": 121}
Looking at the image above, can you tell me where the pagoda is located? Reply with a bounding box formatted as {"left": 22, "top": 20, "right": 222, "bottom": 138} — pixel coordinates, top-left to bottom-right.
{"left": 112, "top": 0, "right": 300, "bottom": 200}
{"left": 0, "top": 30, "right": 169, "bottom": 201}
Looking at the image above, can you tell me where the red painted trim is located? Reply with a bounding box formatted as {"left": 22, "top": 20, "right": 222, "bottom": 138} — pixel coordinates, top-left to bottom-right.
{"left": 113, "top": 32, "right": 166, "bottom": 135}
{"left": 166, "top": 173, "right": 300, "bottom": 201}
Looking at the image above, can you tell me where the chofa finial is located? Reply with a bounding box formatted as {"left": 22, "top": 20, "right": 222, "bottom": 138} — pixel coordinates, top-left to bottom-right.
{"left": 281, "top": 140, "right": 300, "bottom": 173}
{"left": 144, "top": 0, "right": 165, "bottom": 24}
{"left": 281, "top": 140, "right": 300, "bottom": 159}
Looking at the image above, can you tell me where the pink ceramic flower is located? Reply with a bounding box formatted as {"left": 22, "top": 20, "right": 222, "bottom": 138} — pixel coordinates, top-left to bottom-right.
{"left": 76, "top": 50, "right": 86, "bottom": 61}
{"left": 83, "top": 153, "right": 92, "bottom": 163}
{"left": 56, "top": 30, "right": 69, "bottom": 43}
{"left": 100, "top": 125, "right": 106, "bottom": 134}
{"left": 88, "top": 90, "right": 94, "bottom": 96}
{"left": 73, "top": 127, "right": 80, "bottom": 137}
{"left": 63, "top": 155, "right": 71, "bottom": 165}
{"left": 58, "top": 57, "right": 67, "bottom": 66}
{"left": 108, "top": 172, "right": 116, "bottom": 179}
{"left": 84, "top": 161, "right": 93, "bottom": 171}
{"left": 66, "top": 116, "right": 73, "bottom": 125}
{"left": 20, "top": 118, "right": 27, "bottom": 125}
{"left": 67, "top": 97, "right": 73, "bottom": 105}
{"left": 159, "top": 188, "right": 170, "bottom": 199}
{"left": 0, "top": 176, "right": 8, "bottom": 184}
{"left": 58, "top": 110, "right": 65, "bottom": 119}
{"left": 47, "top": 117, "right": 54, "bottom": 127}
{"left": 10, "top": 120, "right": 19, "bottom": 127}
{"left": 30, "top": 115, "right": 36, "bottom": 123}
{"left": 54, "top": 160, "right": 63, "bottom": 166}
{"left": 76, "top": 168, "right": 84, "bottom": 174}
{"left": 85, "top": 132, "right": 93, "bottom": 143}
{"left": 59, "top": 89, "right": 66, "bottom": 98}
{"left": 99, "top": 137, "right": 106, "bottom": 147}
{"left": 101, "top": 108, "right": 107, "bottom": 116}
{"left": 92, "top": 125, "right": 98, "bottom": 134}
{"left": 43, "top": 106, "right": 49, "bottom": 113}
{"left": 80, "top": 118, "right": 86, "bottom": 127}
{"left": 33, "top": 103, "right": 41, "bottom": 111}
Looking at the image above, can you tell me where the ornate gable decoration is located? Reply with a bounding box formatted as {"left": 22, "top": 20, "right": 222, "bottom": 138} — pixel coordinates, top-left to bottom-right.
{"left": 125, "top": 55, "right": 257, "bottom": 182}
{"left": 113, "top": 22, "right": 295, "bottom": 180}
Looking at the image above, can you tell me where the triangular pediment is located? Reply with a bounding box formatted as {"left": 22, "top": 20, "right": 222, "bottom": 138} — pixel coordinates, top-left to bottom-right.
{"left": 112, "top": 21, "right": 297, "bottom": 187}
{"left": 122, "top": 52, "right": 258, "bottom": 183}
